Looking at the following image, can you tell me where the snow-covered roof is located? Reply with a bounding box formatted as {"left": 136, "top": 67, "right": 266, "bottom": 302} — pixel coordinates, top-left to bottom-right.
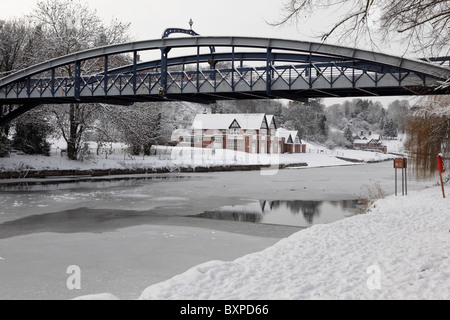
{"left": 371, "top": 134, "right": 381, "bottom": 141}
{"left": 354, "top": 133, "right": 381, "bottom": 141}
{"left": 354, "top": 138, "right": 381, "bottom": 145}
{"left": 276, "top": 128, "right": 300, "bottom": 144}
{"left": 192, "top": 114, "right": 268, "bottom": 130}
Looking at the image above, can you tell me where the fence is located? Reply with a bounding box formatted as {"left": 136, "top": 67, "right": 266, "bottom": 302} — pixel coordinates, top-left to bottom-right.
{"left": 306, "top": 148, "right": 345, "bottom": 158}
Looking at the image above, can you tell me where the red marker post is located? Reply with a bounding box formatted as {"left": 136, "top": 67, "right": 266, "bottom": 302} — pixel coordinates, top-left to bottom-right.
{"left": 437, "top": 153, "right": 446, "bottom": 198}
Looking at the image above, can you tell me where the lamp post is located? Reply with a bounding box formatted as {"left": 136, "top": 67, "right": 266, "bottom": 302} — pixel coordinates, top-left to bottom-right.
{"left": 189, "top": 19, "right": 194, "bottom": 30}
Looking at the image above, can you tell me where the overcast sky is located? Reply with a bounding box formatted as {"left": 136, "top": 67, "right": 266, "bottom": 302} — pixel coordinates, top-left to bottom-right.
{"left": 1, "top": 0, "right": 332, "bottom": 42}
{"left": 1, "top": 0, "right": 415, "bottom": 106}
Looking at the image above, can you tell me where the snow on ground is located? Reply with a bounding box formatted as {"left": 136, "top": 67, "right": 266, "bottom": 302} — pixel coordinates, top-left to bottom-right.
{"left": 0, "top": 140, "right": 398, "bottom": 173}
{"left": 134, "top": 186, "right": 449, "bottom": 300}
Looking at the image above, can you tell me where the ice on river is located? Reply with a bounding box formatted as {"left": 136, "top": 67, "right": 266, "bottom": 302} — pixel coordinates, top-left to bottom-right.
{"left": 0, "top": 162, "right": 438, "bottom": 299}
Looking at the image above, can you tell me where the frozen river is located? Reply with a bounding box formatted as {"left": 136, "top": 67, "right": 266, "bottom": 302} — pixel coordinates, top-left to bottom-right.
{"left": 0, "top": 162, "right": 434, "bottom": 299}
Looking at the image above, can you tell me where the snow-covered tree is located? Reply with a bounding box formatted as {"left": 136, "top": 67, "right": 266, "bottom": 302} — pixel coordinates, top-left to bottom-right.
{"left": 95, "top": 102, "right": 179, "bottom": 156}
{"left": 29, "top": 0, "right": 131, "bottom": 160}
{"left": 383, "top": 119, "right": 398, "bottom": 140}
{"left": 283, "top": 99, "right": 329, "bottom": 142}
{"left": 325, "top": 99, "right": 387, "bottom": 134}
{"left": 0, "top": 18, "right": 31, "bottom": 77}
{"left": 0, "top": 19, "right": 35, "bottom": 139}
{"left": 387, "top": 100, "right": 410, "bottom": 133}
{"left": 344, "top": 125, "right": 354, "bottom": 144}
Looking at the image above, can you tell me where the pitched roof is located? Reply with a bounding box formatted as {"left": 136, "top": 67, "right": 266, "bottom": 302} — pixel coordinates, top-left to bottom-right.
{"left": 354, "top": 133, "right": 381, "bottom": 141}
{"left": 266, "top": 115, "right": 277, "bottom": 129}
{"left": 192, "top": 114, "right": 268, "bottom": 130}
{"left": 276, "top": 128, "right": 300, "bottom": 144}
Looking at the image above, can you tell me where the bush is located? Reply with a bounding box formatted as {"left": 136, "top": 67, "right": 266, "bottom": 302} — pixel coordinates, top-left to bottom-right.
{"left": 0, "top": 133, "right": 11, "bottom": 158}
{"left": 12, "top": 121, "right": 51, "bottom": 156}
{"left": 358, "top": 183, "right": 388, "bottom": 214}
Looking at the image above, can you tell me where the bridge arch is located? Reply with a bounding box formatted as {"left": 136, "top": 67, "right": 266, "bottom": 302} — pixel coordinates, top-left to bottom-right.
{"left": 1, "top": 36, "right": 449, "bottom": 126}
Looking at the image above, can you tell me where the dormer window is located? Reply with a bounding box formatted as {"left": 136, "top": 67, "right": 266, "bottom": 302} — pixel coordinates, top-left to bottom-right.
{"left": 230, "top": 128, "right": 240, "bottom": 136}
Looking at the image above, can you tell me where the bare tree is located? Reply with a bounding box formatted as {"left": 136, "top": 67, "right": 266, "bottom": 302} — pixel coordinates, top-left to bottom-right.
{"left": 0, "top": 19, "right": 32, "bottom": 76}
{"left": 273, "top": 0, "right": 450, "bottom": 56}
{"left": 0, "top": 18, "right": 34, "bottom": 138}
{"left": 30, "top": 0, "right": 131, "bottom": 160}
{"left": 405, "top": 96, "right": 449, "bottom": 178}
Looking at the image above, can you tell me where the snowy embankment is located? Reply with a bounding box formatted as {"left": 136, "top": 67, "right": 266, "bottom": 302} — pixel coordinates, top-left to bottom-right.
{"left": 132, "top": 186, "right": 449, "bottom": 300}
{"left": 0, "top": 142, "right": 396, "bottom": 174}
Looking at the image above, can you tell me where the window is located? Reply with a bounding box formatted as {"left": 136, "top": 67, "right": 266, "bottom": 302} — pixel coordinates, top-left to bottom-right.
{"left": 230, "top": 128, "right": 240, "bottom": 136}
{"left": 227, "top": 141, "right": 244, "bottom": 149}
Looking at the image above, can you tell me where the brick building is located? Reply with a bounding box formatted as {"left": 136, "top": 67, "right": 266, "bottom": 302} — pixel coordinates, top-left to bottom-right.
{"left": 189, "top": 113, "right": 304, "bottom": 154}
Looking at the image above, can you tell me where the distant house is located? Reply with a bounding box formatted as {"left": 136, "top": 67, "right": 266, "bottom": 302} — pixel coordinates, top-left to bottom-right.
{"left": 353, "top": 131, "right": 387, "bottom": 153}
{"left": 189, "top": 112, "right": 305, "bottom": 154}
{"left": 353, "top": 131, "right": 381, "bottom": 142}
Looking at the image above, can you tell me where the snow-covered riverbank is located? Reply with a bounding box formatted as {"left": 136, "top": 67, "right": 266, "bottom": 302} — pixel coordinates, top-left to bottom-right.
{"left": 0, "top": 144, "right": 396, "bottom": 177}
{"left": 80, "top": 185, "right": 449, "bottom": 300}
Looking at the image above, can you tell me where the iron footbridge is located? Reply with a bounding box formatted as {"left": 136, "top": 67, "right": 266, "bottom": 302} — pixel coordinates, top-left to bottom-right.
{"left": 1, "top": 35, "right": 449, "bottom": 126}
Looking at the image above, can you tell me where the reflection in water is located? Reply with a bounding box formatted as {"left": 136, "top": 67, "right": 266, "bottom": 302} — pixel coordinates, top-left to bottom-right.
{"left": 196, "top": 200, "right": 360, "bottom": 227}
{"left": 193, "top": 211, "right": 261, "bottom": 223}
{"left": 0, "top": 207, "right": 159, "bottom": 240}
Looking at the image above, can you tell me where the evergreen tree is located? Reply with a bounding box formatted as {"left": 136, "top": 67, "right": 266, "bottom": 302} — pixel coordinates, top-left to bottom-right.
{"left": 344, "top": 126, "right": 353, "bottom": 144}
{"left": 12, "top": 121, "right": 51, "bottom": 156}
{"left": 317, "top": 114, "right": 329, "bottom": 142}
{"left": 379, "top": 117, "right": 386, "bottom": 135}
{"left": 0, "top": 132, "right": 11, "bottom": 158}
{"left": 383, "top": 119, "right": 398, "bottom": 140}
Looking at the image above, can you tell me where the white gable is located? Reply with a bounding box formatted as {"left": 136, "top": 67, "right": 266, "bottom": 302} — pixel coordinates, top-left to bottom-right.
{"left": 276, "top": 128, "right": 300, "bottom": 144}
{"left": 229, "top": 120, "right": 241, "bottom": 129}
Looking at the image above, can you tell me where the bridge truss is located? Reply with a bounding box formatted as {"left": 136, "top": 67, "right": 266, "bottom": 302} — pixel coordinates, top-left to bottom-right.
{"left": 1, "top": 36, "right": 449, "bottom": 126}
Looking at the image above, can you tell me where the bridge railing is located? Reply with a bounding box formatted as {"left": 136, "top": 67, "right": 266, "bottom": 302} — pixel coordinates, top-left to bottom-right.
{"left": 0, "top": 61, "right": 433, "bottom": 102}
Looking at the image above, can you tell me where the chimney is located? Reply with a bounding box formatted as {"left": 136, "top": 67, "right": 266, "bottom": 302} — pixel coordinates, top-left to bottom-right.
{"left": 369, "top": 131, "right": 372, "bottom": 136}
{"left": 361, "top": 131, "right": 364, "bottom": 136}
{"left": 281, "top": 124, "right": 285, "bottom": 129}
{"left": 203, "top": 108, "right": 207, "bottom": 114}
